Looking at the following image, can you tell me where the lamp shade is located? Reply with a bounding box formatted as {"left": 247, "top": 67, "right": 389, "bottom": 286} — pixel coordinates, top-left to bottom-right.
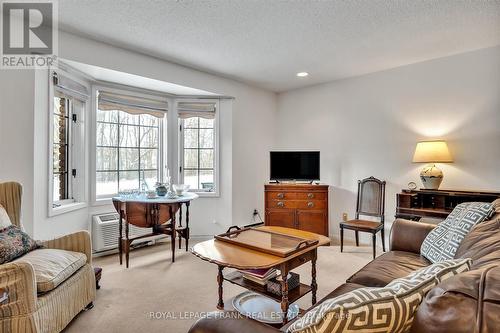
{"left": 412, "top": 140, "right": 453, "bottom": 163}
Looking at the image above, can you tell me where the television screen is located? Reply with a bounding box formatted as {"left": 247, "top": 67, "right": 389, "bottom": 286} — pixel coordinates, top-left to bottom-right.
{"left": 270, "top": 151, "right": 320, "bottom": 181}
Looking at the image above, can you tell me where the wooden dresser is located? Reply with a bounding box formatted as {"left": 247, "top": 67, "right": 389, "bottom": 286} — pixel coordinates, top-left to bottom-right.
{"left": 264, "top": 184, "right": 329, "bottom": 236}
{"left": 396, "top": 188, "right": 500, "bottom": 221}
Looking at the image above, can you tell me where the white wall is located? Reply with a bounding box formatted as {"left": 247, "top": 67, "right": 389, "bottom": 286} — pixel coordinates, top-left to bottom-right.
{"left": 275, "top": 46, "right": 500, "bottom": 244}
{"left": 0, "top": 70, "right": 35, "bottom": 235}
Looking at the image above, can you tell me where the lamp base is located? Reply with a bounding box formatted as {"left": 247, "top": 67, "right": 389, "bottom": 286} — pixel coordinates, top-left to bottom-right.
{"left": 420, "top": 164, "right": 443, "bottom": 190}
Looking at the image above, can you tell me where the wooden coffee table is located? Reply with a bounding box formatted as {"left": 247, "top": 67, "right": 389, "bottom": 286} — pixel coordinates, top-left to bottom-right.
{"left": 191, "top": 226, "right": 330, "bottom": 325}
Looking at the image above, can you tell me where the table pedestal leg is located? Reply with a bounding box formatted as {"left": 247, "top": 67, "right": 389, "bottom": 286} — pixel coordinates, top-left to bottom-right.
{"left": 217, "top": 265, "right": 224, "bottom": 310}
{"left": 311, "top": 249, "right": 318, "bottom": 305}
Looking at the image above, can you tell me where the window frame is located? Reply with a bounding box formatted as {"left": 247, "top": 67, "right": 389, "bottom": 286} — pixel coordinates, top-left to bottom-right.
{"left": 177, "top": 99, "right": 220, "bottom": 197}
{"left": 91, "top": 85, "right": 167, "bottom": 204}
{"left": 48, "top": 70, "right": 89, "bottom": 217}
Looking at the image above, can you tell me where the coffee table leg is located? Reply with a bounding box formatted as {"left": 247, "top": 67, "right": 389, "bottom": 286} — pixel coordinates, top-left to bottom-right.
{"left": 217, "top": 265, "right": 224, "bottom": 310}
{"left": 280, "top": 265, "right": 289, "bottom": 325}
{"left": 311, "top": 249, "right": 318, "bottom": 305}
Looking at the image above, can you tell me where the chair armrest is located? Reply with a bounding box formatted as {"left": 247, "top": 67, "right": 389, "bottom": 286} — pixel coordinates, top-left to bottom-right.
{"left": 189, "top": 311, "right": 281, "bottom": 333}
{"left": 390, "top": 219, "right": 436, "bottom": 254}
{"left": 0, "top": 262, "right": 37, "bottom": 315}
{"left": 42, "top": 230, "right": 92, "bottom": 264}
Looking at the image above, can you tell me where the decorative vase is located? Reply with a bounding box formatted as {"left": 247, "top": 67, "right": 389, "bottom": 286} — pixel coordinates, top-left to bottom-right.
{"left": 155, "top": 184, "right": 168, "bottom": 197}
{"left": 420, "top": 164, "right": 443, "bottom": 190}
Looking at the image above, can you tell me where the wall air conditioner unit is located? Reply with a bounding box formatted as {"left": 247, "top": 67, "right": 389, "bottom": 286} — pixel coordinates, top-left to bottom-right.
{"left": 92, "top": 213, "right": 165, "bottom": 255}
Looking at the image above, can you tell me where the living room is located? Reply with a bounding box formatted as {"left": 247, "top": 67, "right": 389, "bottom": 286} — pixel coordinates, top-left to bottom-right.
{"left": 0, "top": 1, "right": 499, "bottom": 332}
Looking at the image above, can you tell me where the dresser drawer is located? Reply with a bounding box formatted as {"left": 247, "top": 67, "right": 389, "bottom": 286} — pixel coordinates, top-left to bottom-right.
{"left": 267, "top": 191, "right": 297, "bottom": 200}
{"left": 295, "top": 192, "right": 327, "bottom": 200}
{"left": 267, "top": 200, "right": 297, "bottom": 209}
{"left": 296, "top": 200, "right": 326, "bottom": 210}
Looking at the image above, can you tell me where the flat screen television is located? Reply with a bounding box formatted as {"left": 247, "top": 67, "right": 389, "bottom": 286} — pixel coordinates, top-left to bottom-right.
{"left": 270, "top": 151, "right": 320, "bottom": 181}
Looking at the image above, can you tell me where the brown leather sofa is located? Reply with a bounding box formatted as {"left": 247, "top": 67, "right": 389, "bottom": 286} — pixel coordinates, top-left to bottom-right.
{"left": 189, "top": 213, "right": 500, "bottom": 333}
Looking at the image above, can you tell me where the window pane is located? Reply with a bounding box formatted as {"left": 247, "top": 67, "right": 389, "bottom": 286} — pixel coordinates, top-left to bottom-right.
{"left": 54, "top": 96, "right": 68, "bottom": 116}
{"left": 199, "top": 118, "right": 214, "bottom": 128}
{"left": 118, "top": 111, "right": 140, "bottom": 125}
{"left": 120, "top": 148, "right": 139, "bottom": 170}
{"left": 144, "top": 170, "right": 158, "bottom": 190}
{"left": 200, "top": 170, "right": 214, "bottom": 190}
{"left": 96, "top": 122, "right": 118, "bottom": 146}
{"left": 53, "top": 173, "right": 68, "bottom": 201}
{"left": 183, "top": 117, "right": 198, "bottom": 128}
{"left": 53, "top": 144, "right": 67, "bottom": 173}
{"left": 96, "top": 147, "right": 118, "bottom": 171}
{"left": 119, "top": 171, "right": 140, "bottom": 191}
{"left": 140, "top": 114, "right": 160, "bottom": 127}
{"left": 96, "top": 172, "right": 118, "bottom": 196}
{"left": 140, "top": 126, "right": 158, "bottom": 148}
{"left": 184, "top": 129, "right": 198, "bottom": 148}
{"left": 184, "top": 149, "right": 198, "bottom": 168}
{"left": 53, "top": 114, "right": 68, "bottom": 144}
{"left": 200, "top": 149, "right": 214, "bottom": 169}
{"left": 140, "top": 149, "right": 157, "bottom": 170}
{"left": 199, "top": 129, "right": 214, "bottom": 148}
{"left": 119, "top": 125, "right": 139, "bottom": 147}
{"left": 184, "top": 169, "right": 198, "bottom": 190}
{"left": 96, "top": 110, "right": 118, "bottom": 123}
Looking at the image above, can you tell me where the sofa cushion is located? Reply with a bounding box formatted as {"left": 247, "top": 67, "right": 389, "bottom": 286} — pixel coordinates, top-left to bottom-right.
{"left": 0, "top": 204, "right": 12, "bottom": 229}
{"left": 0, "top": 225, "right": 40, "bottom": 264}
{"left": 287, "top": 258, "right": 471, "bottom": 333}
{"left": 421, "top": 202, "right": 494, "bottom": 263}
{"left": 411, "top": 265, "right": 500, "bottom": 333}
{"left": 14, "top": 248, "right": 87, "bottom": 293}
{"left": 455, "top": 214, "right": 500, "bottom": 270}
{"left": 347, "top": 251, "right": 430, "bottom": 287}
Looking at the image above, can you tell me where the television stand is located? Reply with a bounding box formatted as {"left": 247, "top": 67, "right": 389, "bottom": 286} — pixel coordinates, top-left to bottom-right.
{"left": 264, "top": 183, "right": 329, "bottom": 236}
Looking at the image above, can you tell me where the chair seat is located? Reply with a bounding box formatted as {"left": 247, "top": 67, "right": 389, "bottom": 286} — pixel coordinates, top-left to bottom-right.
{"left": 14, "top": 248, "right": 87, "bottom": 293}
{"left": 340, "top": 219, "right": 383, "bottom": 232}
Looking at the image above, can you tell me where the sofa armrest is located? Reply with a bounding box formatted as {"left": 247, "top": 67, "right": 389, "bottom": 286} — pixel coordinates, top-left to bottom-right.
{"left": 189, "top": 311, "right": 281, "bottom": 333}
{"left": 0, "top": 262, "right": 37, "bottom": 316}
{"left": 42, "top": 230, "right": 92, "bottom": 264}
{"left": 390, "top": 219, "right": 435, "bottom": 254}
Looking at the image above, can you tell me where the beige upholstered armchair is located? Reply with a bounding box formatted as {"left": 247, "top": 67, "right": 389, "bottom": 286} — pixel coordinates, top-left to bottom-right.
{"left": 0, "top": 182, "right": 96, "bottom": 332}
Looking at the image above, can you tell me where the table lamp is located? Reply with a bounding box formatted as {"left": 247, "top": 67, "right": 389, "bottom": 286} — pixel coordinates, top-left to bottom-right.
{"left": 412, "top": 140, "right": 453, "bottom": 190}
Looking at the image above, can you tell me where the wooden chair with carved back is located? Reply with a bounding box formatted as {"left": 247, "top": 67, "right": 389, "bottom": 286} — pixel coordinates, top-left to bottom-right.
{"left": 112, "top": 199, "right": 178, "bottom": 268}
{"left": 340, "top": 176, "right": 386, "bottom": 259}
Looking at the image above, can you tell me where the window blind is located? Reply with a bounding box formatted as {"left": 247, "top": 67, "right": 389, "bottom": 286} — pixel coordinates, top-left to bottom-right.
{"left": 178, "top": 102, "right": 216, "bottom": 119}
{"left": 52, "top": 72, "right": 89, "bottom": 100}
{"left": 98, "top": 91, "right": 168, "bottom": 118}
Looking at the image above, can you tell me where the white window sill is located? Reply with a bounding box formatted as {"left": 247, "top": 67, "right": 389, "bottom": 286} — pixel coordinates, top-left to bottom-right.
{"left": 191, "top": 191, "right": 219, "bottom": 198}
{"left": 49, "top": 202, "right": 87, "bottom": 217}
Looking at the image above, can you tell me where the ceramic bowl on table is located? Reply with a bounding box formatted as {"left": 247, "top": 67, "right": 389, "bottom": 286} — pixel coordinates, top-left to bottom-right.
{"left": 173, "top": 184, "right": 190, "bottom": 196}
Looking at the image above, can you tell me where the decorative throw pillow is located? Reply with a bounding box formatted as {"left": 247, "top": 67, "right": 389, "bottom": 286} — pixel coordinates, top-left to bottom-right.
{"left": 0, "top": 204, "right": 12, "bottom": 229}
{"left": 0, "top": 225, "right": 40, "bottom": 264}
{"left": 287, "top": 258, "right": 471, "bottom": 333}
{"left": 421, "top": 202, "right": 494, "bottom": 263}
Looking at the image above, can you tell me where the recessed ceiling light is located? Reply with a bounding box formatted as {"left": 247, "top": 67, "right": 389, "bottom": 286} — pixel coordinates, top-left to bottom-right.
{"left": 296, "top": 72, "right": 309, "bottom": 77}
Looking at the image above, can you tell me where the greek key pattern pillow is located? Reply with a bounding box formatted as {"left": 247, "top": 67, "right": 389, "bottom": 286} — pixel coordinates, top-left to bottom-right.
{"left": 287, "top": 258, "right": 471, "bottom": 333}
{"left": 421, "top": 202, "right": 494, "bottom": 263}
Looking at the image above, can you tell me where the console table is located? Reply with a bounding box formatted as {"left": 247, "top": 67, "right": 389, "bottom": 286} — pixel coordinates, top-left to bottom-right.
{"left": 396, "top": 188, "right": 500, "bottom": 221}
{"left": 265, "top": 184, "right": 329, "bottom": 236}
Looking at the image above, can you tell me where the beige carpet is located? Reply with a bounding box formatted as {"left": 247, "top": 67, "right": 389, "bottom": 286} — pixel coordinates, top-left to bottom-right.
{"left": 64, "top": 240, "right": 373, "bottom": 333}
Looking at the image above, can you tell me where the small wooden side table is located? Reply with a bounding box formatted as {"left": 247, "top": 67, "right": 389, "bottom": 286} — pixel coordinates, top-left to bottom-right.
{"left": 94, "top": 267, "right": 102, "bottom": 290}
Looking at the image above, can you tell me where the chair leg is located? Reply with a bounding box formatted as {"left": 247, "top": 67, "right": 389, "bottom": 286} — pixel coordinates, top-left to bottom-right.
{"left": 340, "top": 227, "right": 344, "bottom": 252}
{"left": 125, "top": 241, "right": 130, "bottom": 268}
{"left": 355, "top": 231, "right": 359, "bottom": 247}
{"left": 185, "top": 228, "right": 189, "bottom": 252}
{"left": 171, "top": 232, "right": 176, "bottom": 263}
{"left": 381, "top": 228, "right": 386, "bottom": 252}
{"left": 372, "top": 233, "right": 376, "bottom": 259}
{"left": 178, "top": 233, "right": 182, "bottom": 250}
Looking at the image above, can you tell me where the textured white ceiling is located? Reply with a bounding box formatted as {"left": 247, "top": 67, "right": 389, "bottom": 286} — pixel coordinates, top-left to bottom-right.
{"left": 58, "top": 0, "right": 500, "bottom": 92}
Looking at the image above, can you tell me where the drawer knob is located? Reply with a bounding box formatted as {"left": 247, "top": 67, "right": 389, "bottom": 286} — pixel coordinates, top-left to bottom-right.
{"left": 307, "top": 193, "right": 314, "bottom": 199}
{"left": 277, "top": 193, "right": 284, "bottom": 199}
{"left": 307, "top": 202, "right": 314, "bottom": 208}
{"left": 277, "top": 201, "right": 285, "bottom": 208}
